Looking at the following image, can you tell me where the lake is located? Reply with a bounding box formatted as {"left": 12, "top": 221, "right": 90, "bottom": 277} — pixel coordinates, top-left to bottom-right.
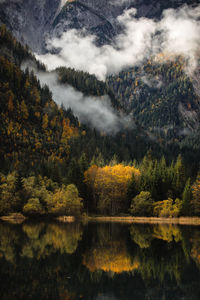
{"left": 0, "top": 220, "right": 200, "bottom": 299}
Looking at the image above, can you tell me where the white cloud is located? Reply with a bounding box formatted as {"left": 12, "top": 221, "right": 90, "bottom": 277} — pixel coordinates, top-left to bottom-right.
{"left": 32, "top": 70, "right": 133, "bottom": 134}
{"left": 37, "top": 5, "right": 200, "bottom": 80}
{"left": 36, "top": 8, "right": 157, "bottom": 80}
{"left": 158, "top": 5, "right": 200, "bottom": 73}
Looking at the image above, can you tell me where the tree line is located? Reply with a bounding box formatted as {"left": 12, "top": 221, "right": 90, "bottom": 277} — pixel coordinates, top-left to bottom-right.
{"left": 0, "top": 153, "right": 200, "bottom": 217}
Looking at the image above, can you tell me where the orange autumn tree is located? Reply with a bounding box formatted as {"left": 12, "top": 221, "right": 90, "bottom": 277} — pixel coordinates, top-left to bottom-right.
{"left": 84, "top": 164, "right": 140, "bottom": 214}
{"left": 61, "top": 118, "right": 79, "bottom": 148}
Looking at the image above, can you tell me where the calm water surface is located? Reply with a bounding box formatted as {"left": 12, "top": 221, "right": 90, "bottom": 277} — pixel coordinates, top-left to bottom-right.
{"left": 0, "top": 221, "right": 200, "bottom": 299}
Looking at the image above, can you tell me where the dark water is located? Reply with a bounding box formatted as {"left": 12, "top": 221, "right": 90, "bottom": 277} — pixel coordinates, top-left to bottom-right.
{"left": 0, "top": 221, "right": 200, "bottom": 300}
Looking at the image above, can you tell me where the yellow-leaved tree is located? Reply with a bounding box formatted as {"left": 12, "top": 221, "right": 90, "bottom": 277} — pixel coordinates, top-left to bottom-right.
{"left": 84, "top": 164, "right": 140, "bottom": 215}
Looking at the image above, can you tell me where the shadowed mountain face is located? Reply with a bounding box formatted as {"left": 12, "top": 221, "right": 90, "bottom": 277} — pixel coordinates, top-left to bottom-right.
{"left": 0, "top": 0, "right": 198, "bottom": 52}
{"left": 0, "top": 0, "right": 61, "bottom": 52}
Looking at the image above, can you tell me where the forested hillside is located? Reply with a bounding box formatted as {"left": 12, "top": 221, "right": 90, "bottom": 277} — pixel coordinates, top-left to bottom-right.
{"left": 107, "top": 57, "right": 200, "bottom": 144}
{"left": 0, "top": 25, "right": 200, "bottom": 218}
{"left": 0, "top": 25, "right": 81, "bottom": 174}
{"left": 56, "top": 66, "right": 119, "bottom": 108}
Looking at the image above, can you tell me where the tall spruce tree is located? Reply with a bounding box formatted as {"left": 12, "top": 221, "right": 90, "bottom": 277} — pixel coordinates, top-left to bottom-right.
{"left": 181, "top": 178, "right": 192, "bottom": 216}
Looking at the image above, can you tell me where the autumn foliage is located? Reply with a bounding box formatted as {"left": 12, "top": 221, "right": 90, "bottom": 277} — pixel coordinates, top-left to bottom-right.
{"left": 84, "top": 164, "right": 140, "bottom": 214}
{"left": 83, "top": 240, "right": 139, "bottom": 273}
{"left": 82, "top": 226, "right": 139, "bottom": 273}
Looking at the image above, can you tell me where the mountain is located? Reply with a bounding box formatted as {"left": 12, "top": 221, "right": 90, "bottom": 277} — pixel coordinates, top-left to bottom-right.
{"left": 0, "top": 1, "right": 200, "bottom": 167}
{"left": 0, "top": 0, "right": 199, "bottom": 52}
{"left": 52, "top": 0, "right": 199, "bottom": 46}
{"left": 0, "top": 0, "right": 61, "bottom": 52}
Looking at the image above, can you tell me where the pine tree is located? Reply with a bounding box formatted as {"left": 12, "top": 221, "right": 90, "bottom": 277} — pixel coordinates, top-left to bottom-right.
{"left": 127, "top": 173, "right": 139, "bottom": 207}
{"left": 172, "top": 154, "right": 186, "bottom": 198}
{"left": 181, "top": 178, "right": 192, "bottom": 216}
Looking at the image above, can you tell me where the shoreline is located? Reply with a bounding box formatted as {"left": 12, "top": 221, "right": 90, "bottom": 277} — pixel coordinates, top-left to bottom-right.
{"left": 1, "top": 214, "right": 200, "bottom": 226}
{"left": 0, "top": 213, "right": 26, "bottom": 224}
{"left": 85, "top": 216, "right": 200, "bottom": 225}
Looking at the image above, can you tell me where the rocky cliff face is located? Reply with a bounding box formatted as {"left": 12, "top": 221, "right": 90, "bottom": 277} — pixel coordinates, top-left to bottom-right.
{"left": 0, "top": 0, "right": 60, "bottom": 52}
{"left": 51, "top": 0, "right": 199, "bottom": 46}
{"left": 0, "top": 0, "right": 198, "bottom": 52}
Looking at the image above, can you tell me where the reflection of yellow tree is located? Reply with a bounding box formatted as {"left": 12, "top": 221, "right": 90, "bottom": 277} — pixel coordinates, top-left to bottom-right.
{"left": 83, "top": 226, "right": 139, "bottom": 273}
{"left": 153, "top": 225, "right": 182, "bottom": 243}
{"left": 21, "top": 223, "right": 83, "bottom": 259}
{"left": 83, "top": 244, "right": 139, "bottom": 273}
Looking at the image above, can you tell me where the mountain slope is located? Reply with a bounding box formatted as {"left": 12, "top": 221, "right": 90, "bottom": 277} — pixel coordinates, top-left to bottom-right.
{"left": 0, "top": 25, "right": 164, "bottom": 178}
{"left": 1, "top": 25, "right": 200, "bottom": 172}
{"left": 0, "top": 26, "right": 80, "bottom": 175}
{"left": 107, "top": 57, "right": 200, "bottom": 144}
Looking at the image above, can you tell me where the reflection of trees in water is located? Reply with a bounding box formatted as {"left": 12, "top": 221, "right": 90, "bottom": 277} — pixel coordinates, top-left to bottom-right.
{"left": 83, "top": 225, "right": 139, "bottom": 274}
{"left": 130, "top": 225, "right": 153, "bottom": 248}
{"left": 153, "top": 225, "right": 182, "bottom": 243}
{"left": 0, "top": 222, "right": 84, "bottom": 300}
{"left": 1, "top": 222, "right": 200, "bottom": 299}
{"left": 130, "top": 224, "right": 182, "bottom": 248}
{"left": 82, "top": 223, "right": 200, "bottom": 284}
{"left": 129, "top": 224, "right": 185, "bottom": 282}
{"left": 83, "top": 242, "right": 139, "bottom": 274}
{"left": 0, "top": 222, "right": 83, "bottom": 262}
{"left": 0, "top": 223, "right": 20, "bottom": 263}
{"left": 81, "top": 223, "right": 200, "bottom": 299}
{"left": 21, "top": 223, "right": 83, "bottom": 258}
{"left": 23, "top": 223, "right": 45, "bottom": 240}
{"left": 191, "top": 231, "right": 200, "bottom": 266}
